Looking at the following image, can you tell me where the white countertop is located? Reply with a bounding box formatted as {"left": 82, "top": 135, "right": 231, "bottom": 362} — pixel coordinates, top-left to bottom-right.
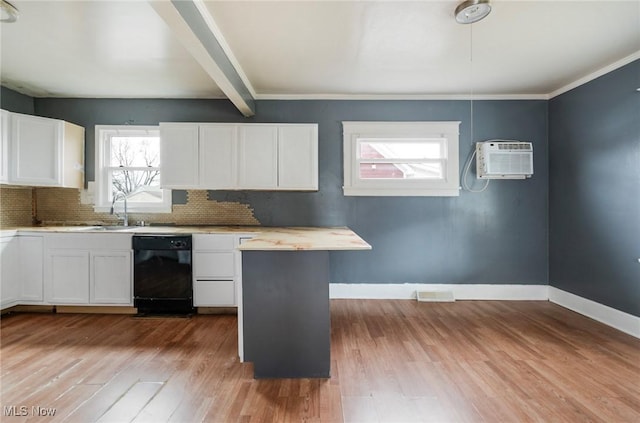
{"left": 1, "top": 226, "right": 372, "bottom": 251}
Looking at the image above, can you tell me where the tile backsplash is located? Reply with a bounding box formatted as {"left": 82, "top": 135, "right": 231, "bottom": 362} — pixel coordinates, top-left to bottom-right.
{"left": 0, "top": 186, "right": 34, "bottom": 228}
{"left": 0, "top": 186, "right": 260, "bottom": 228}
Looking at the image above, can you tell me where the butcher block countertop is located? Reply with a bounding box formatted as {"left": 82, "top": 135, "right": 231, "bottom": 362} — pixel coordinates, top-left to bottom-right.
{"left": 3, "top": 226, "right": 371, "bottom": 252}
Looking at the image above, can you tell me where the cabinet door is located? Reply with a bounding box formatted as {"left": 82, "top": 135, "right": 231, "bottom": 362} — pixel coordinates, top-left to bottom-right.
{"left": 0, "top": 237, "right": 20, "bottom": 309}
{"left": 194, "top": 280, "right": 236, "bottom": 306}
{"left": 193, "top": 251, "right": 235, "bottom": 278}
{"left": 200, "top": 124, "right": 237, "bottom": 189}
{"left": 11, "top": 113, "right": 62, "bottom": 186}
{"left": 0, "top": 110, "right": 9, "bottom": 183}
{"left": 238, "top": 125, "right": 278, "bottom": 189}
{"left": 91, "top": 251, "right": 132, "bottom": 304}
{"left": 19, "top": 236, "right": 44, "bottom": 302}
{"left": 48, "top": 249, "right": 90, "bottom": 304}
{"left": 278, "top": 125, "right": 318, "bottom": 190}
{"left": 160, "top": 123, "right": 199, "bottom": 188}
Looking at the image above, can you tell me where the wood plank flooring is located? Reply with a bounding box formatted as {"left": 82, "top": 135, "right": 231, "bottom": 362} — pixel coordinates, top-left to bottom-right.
{"left": 1, "top": 300, "right": 639, "bottom": 422}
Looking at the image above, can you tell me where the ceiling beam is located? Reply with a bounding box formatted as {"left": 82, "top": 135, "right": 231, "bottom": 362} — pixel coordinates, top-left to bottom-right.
{"left": 150, "top": 0, "right": 256, "bottom": 116}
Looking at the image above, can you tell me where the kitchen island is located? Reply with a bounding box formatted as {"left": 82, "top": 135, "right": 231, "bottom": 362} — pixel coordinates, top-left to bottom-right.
{"left": 238, "top": 227, "right": 371, "bottom": 379}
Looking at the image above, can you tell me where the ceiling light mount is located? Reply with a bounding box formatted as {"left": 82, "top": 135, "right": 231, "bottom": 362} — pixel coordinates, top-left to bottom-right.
{"left": 0, "top": 0, "right": 19, "bottom": 23}
{"left": 455, "top": 0, "right": 491, "bottom": 24}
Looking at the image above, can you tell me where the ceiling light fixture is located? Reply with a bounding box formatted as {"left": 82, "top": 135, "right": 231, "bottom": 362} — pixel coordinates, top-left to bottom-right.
{"left": 455, "top": 0, "right": 491, "bottom": 24}
{"left": 0, "top": 0, "right": 18, "bottom": 23}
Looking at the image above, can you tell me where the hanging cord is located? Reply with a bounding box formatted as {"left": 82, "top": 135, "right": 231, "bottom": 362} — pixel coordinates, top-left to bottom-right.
{"left": 462, "top": 25, "right": 490, "bottom": 193}
{"left": 462, "top": 146, "right": 490, "bottom": 192}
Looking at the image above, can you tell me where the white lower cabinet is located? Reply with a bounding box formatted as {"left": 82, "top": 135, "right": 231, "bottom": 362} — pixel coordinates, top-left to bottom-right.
{"left": 192, "top": 234, "right": 239, "bottom": 307}
{"left": 194, "top": 280, "right": 235, "bottom": 307}
{"left": 91, "top": 251, "right": 132, "bottom": 304}
{"left": 49, "top": 249, "right": 90, "bottom": 304}
{"left": 0, "top": 234, "right": 44, "bottom": 309}
{"left": 0, "top": 236, "right": 20, "bottom": 309}
{"left": 19, "top": 236, "right": 44, "bottom": 302}
{"left": 45, "top": 234, "right": 133, "bottom": 306}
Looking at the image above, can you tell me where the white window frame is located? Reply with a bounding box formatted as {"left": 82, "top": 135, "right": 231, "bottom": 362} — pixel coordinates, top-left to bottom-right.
{"left": 343, "top": 121, "right": 460, "bottom": 197}
{"left": 95, "top": 125, "right": 171, "bottom": 213}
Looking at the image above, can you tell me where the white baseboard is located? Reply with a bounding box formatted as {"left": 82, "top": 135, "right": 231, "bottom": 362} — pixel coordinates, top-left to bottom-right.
{"left": 329, "top": 283, "right": 549, "bottom": 301}
{"left": 548, "top": 287, "right": 640, "bottom": 339}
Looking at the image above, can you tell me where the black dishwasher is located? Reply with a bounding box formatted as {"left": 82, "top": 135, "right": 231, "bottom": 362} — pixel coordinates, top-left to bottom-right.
{"left": 133, "top": 235, "right": 194, "bottom": 315}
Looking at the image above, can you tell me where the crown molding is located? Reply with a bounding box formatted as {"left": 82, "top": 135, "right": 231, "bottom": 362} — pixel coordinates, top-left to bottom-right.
{"left": 254, "top": 93, "right": 549, "bottom": 101}
{"left": 549, "top": 50, "right": 640, "bottom": 99}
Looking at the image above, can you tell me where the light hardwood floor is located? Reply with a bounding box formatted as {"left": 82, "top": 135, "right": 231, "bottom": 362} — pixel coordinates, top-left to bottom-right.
{"left": 1, "top": 300, "right": 639, "bottom": 422}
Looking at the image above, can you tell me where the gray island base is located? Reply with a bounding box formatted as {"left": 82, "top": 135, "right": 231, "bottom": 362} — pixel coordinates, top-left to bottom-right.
{"left": 238, "top": 227, "right": 371, "bottom": 379}
{"left": 242, "top": 250, "right": 330, "bottom": 378}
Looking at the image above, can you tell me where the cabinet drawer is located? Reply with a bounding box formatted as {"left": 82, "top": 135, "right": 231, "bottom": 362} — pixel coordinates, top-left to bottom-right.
{"left": 194, "top": 280, "right": 235, "bottom": 306}
{"left": 193, "top": 252, "right": 235, "bottom": 278}
{"left": 46, "top": 233, "right": 132, "bottom": 250}
{"left": 193, "top": 234, "right": 235, "bottom": 250}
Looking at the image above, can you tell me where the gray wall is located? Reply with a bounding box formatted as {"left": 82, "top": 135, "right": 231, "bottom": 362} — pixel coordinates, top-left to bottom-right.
{"left": 549, "top": 60, "right": 640, "bottom": 316}
{"left": 1, "top": 86, "right": 35, "bottom": 114}
{"left": 30, "top": 97, "right": 548, "bottom": 286}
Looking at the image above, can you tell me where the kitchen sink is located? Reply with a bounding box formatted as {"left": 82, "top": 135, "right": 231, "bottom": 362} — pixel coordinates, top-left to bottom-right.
{"left": 85, "top": 226, "right": 134, "bottom": 231}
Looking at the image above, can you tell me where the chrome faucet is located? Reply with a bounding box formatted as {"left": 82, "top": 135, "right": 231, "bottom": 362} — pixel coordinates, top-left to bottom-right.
{"left": 110, "top": 192, "right": 129, "bottom": 227}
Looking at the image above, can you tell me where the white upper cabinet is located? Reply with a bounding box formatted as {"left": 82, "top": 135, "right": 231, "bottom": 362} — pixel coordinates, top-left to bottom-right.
{"left": 238, "top": 125, "right": 278, "bottom": 189}
{"left": 159, "top": 123, "right": 199, "bottom": 188}
{"left": 4, "top": 111, "right": 84, "bottom": 188}
{"left": 11, "top": 113, "right": 61, "bottom": 186}
{"left": 0, "top": 110, "right": 9, "bottom": 183}
{"left": 278, "top": 125, "right": 318, "bottom": 190}
{"left": 160, "top": 122, "right": 318, "bottom": 191}
{"left": 200, "top": 124, "right": 237, "bottom": 189}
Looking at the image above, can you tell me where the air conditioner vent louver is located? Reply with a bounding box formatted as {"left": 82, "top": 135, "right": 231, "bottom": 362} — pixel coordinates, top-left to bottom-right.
{"left": 497, "top": 143, "right": 532, "bottom": 151}
{"left": 476, "top": 141, "right": 533, "bottom": 179}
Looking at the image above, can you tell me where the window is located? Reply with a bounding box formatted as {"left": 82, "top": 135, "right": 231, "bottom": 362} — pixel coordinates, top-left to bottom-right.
{"left": 343, "top": 121, "right": 460, "bottom": 196}
{"left": 95, "top": 126, "right": 171, "bottom": 213}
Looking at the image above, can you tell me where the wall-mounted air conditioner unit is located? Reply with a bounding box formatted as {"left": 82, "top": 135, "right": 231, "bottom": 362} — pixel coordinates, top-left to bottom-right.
{"left": 476, "top": 141, "right": 533, "bottom": 179}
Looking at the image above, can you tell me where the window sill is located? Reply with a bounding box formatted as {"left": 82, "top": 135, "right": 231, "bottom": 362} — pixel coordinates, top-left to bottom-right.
{"left": 94, "top": 205, "right": 172, "bottom": 214}
{"left": 343, "top": 187, "right": 460, "bottom": 197}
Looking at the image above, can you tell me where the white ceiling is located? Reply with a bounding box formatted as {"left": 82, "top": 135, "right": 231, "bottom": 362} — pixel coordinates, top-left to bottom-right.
{"left": 1, "top": 0, "right": 639, "bottom": 102}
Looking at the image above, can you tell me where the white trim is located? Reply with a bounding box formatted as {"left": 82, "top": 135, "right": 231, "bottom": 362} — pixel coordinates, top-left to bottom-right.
{"left": 343, "top": 187, "right": 460, "bottom": 197}
{"left": 329, "top": 283, "right": 549, "bottom": 301}
{"left": 255, "top": 93, "right": 550, "bottom": 101}
{"left": 548, "top": 287, "right": 640, "bottom": 339}
{"left": 342, "top": 121, "right": 460, "bottom": 197}
{"left": 549, "top": 50, "right": 640, "bottom": 99}
{"left": 94, "top": 125, "right": 171, "bottom": 214}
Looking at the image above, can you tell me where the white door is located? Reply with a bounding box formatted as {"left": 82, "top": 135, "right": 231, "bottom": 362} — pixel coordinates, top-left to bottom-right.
{"left": 11, "top": 113, "right": 62, "bottom": 186}
{"left": 48, "top": 249, "right": 90, "bottom": 304}
{"left": 91, "top": 251, "right": 132, "bottom": 304}
{"left": 0, "top": 237, "right": 20, "bottom": 309}
{"left": 278, "top": 125, "right": 318, "bottom": 190}
{"left": 238, "top": 125, "right": 278, "bottom": 189}
{"left": 19, "top": 236, "right": 44, "bottom": 302}
{"left": 200, "top": 124, "right": 237, "bottom": 189}
{"left": 0, "top": 110, "right": 9, "bottom": 183}
{"left": 159, "top": 123, "right": 199, "bottom": 188}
